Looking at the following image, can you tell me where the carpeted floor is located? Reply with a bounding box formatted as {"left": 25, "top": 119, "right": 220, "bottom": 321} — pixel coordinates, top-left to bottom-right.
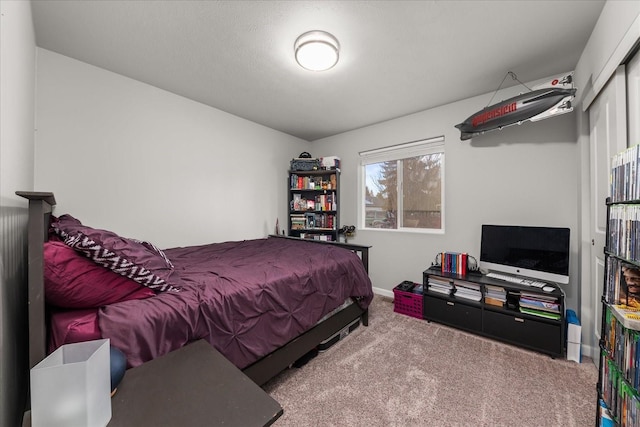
{"left": 263, "top": 295, "right": 598, "bottom": 427}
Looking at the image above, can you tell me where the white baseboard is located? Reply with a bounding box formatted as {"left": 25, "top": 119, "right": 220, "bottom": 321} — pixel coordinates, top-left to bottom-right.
{"left": 372, "top": 287, "right": 394, "bottom": 298}
{"left": 581, "top": 343, "right": 599, "bottom": 363}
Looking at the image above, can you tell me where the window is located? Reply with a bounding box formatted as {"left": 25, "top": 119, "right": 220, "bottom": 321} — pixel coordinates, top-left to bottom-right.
{"left": 359, "top": 136, "right": 444, "bottom": 232}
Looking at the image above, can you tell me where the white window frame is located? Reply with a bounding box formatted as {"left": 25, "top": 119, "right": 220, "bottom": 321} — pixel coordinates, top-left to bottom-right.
{"left": 358, "top": 136, "right": 445, "bottom": 233}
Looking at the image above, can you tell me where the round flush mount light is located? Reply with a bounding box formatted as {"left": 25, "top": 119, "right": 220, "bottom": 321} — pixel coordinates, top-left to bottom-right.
{"left": 294, "top": 30, "right": 340, "bottom": 71}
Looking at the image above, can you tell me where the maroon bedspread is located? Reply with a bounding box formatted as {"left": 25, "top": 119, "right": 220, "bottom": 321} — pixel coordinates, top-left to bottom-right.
{"left": 98, "top": 237, "right": 373, "bottom": 369}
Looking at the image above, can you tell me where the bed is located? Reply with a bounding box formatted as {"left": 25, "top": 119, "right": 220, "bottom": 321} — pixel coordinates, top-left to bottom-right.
{"left": 18, "top": 191, "right": 373, "bottom": 387}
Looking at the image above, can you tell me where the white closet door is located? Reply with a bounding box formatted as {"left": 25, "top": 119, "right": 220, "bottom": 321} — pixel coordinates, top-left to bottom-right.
{"left": 628, "top": 51, "right": 640, "bottom": 146}
{"left": 589, "top": 65, "right": 627, "bottom": 343}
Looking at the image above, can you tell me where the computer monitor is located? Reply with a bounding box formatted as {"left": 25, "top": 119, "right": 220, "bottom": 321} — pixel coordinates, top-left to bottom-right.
{"left": 479, "top": 224, "right": 570, "bottom": 284}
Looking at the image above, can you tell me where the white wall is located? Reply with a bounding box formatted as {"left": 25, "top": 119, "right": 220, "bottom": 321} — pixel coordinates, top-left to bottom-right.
{"left": 313, "top": 76, "right": 580, "bottom": 312}
{"left": 35, "top": 49, "right": 309, "bottom": 249}
{"left": 0, "top": 1, "right": 36, "bottom": 425}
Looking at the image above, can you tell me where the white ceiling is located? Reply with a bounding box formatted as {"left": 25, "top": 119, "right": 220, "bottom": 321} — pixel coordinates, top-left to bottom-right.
{"left": 31, "top": 0, "right": 605, "bottom": 141}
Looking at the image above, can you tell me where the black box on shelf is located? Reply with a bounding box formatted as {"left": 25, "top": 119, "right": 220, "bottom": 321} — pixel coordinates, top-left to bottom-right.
{"left": 290, "top": 158, "right": 321, "bottom": 171}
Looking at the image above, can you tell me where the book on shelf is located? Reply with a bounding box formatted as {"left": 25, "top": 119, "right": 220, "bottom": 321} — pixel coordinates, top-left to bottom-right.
{"left": 428, "top": 278, "right": 451, "bottom": 286}
{"left": 484, "top": 297, "right": 505, "bottom": 307}
{"left": 518, "top": 307, "right": 561, "bottom": 320}
{"left": 429, "top": 286, "right": 452, "bottom": 296}
{"left": 290, "top": 174, "right": 331, "bottom": 190}
{"left": 520, "top": 291, "right": 558, "bottom": 303}
{"left": 453, "top": 279, "right": 481, "bottom": 291}
{"left": 605, "top": 258, "right": 640, "bottom": 308}
{"left": 609, "top": 304, "right": 640, "bottom": 330}
{"left": 440, "top": 252, "right": 468, "bottom": 275}
{"left": 485, "top": 291, "right": 506, "bottom": 300}
{"left": 484, "top": 284, "right": 506, "bottom": 304}
{"left": 518, "top": 297, "right": 560, "bottom": 313}
{"left": 453, "top": 280, "right": 481, "bottom": 301}
{"left": 608, "top": 204, "right": 640, "bottom": 262}
{"left": 428, "top": 282, "right": 452, "bottom": 288}
{"left": 453, "top": 288, "right": 482, "bottom": 302}
{"left": 610, "top": 143, "right": 640, "bottom": 202}
{"left": 315, "top": 194, "right": 334, "bottom": 211}
{"left": 428, "top": 278, "right": 453, "bottom": 295}
{"left": 485, "top": 284, "right": 506, "bottom": 294}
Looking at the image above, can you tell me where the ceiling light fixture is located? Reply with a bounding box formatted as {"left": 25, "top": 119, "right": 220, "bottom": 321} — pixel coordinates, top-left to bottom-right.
{"left": 294, "top": 30, "right": 340, "bottom": 72}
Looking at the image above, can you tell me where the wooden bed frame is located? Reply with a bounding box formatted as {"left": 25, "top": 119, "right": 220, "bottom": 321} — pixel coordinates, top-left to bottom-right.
{"left": 17, "top": 191, "right": 371, "bottom": 387}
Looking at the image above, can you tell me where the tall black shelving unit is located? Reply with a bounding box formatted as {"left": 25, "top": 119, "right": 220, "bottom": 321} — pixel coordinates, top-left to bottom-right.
{"left": 596, "top": 195, "right": 640, "bottom": 424}
{"left": 287, "top": 169, "right": 340, "bottom": 242}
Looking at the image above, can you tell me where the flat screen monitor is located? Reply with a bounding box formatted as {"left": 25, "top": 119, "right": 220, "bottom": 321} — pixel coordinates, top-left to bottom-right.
{"left": 479, "top": 225, "right": 570, "bottom": 284}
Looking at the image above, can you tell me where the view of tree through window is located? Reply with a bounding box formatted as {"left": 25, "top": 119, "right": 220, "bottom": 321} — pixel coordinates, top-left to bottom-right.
{"left": 364, "top": 153, "right": 442, "bottom": 230}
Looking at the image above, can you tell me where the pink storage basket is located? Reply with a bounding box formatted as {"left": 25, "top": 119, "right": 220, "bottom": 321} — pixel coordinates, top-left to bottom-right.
{"left": 393, "top": 284, "right": 423, "bottom": 319}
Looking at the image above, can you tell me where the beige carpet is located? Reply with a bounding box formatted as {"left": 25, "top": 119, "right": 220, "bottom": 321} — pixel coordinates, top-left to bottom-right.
{"left": 263, "top": 295, "right": 598, "bottom": 427}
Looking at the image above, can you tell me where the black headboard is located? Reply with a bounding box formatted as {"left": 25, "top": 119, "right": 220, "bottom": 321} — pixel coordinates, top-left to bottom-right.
{"left": 16, "top": 191, "right": 56, "bottom": 369}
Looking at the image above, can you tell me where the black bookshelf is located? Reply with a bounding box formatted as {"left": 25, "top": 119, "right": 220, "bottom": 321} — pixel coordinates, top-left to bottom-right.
{"left": 288, "top": 170, "right": 340, "bottom": 242}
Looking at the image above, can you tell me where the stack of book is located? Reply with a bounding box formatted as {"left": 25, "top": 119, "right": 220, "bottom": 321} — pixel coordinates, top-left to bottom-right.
{"left": 290, "top": 214, "right": 306, "bottom": 230}
{"left": 518, "top": 291, "right": 561, "bottom": 320}
{"left": 453, "top": 279, "right": 481, "bottom": 302}
{"left": 427, "top": 276, "right": 452, "bottom": 296}
{"left": 484, "top": 284, "right": 507, "bottom": 307}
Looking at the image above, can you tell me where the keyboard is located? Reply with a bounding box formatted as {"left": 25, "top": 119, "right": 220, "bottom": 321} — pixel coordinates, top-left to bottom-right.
{"left": 485, "top": 272, "right": 549, "bottom": 289}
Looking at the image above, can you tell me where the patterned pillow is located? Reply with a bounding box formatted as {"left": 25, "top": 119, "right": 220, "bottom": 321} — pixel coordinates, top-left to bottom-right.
{"left": 51, "top": 214, "right": 179, "bottom": 292}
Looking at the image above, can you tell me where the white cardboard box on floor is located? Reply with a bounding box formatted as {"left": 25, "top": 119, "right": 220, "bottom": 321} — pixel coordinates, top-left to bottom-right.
{"left": 568, "top": 321, "right": 581, "bottom": 343}
{"left": 566, "top": 309, "right": 581, "bottom": 363}
{"left": 567, "top": 341, "right": 581, "bottom": 363}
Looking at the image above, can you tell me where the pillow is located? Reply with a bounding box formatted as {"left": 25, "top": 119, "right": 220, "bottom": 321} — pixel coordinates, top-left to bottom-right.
{"left": 44, "top": 240, "right": 156, "bottom": 308}
{"left": 51, "top": 214, "right": 179, "bottom": 292}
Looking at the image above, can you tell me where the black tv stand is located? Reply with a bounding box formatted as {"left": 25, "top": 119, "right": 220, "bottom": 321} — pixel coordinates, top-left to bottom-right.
{"left": 422, "top": 267, "right": 565, "bottom": 358}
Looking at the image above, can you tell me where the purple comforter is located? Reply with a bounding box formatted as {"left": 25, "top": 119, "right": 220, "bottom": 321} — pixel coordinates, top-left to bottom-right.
{"left": 98, "top": 237, "right": 373, "bottom": 369}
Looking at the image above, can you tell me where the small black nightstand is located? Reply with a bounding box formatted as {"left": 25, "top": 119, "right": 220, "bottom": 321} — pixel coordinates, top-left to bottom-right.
{"left": 109, "top": 340, "right": 283, "bottom": 426}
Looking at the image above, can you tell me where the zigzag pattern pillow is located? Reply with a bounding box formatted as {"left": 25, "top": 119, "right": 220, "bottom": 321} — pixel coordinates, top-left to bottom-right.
{"left": 52, "top": 214, "right": 179, "bottom": 293}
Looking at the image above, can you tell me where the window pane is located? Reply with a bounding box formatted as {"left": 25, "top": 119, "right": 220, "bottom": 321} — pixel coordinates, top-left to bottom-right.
{"left": 365, "top": 161, "right": 397, "bottom": 229}
{"left": 402, "top": 153, "right": 442, "bottom": 229}
{"left": 361, "top": 137, "right": 444, "bottom": 232}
